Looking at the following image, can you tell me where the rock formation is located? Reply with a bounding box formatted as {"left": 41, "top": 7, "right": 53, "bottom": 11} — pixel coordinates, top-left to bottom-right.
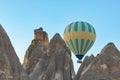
{"left": 1, "top": 24, "right": 120, "bottom": 80}
{"left": 32, "top": 27, "right": 49, "bottom": 45}
{"left": 23, "top": 28, "right": 75, "bottom": 80}
{"left": 0, "top": 24, "right": 28, "bottom": 80}
{"left": 23, "top": 27, "right": 49, "bottom": 75}
{"left": 76, "top": 42, "right": 120, "bottom": 80}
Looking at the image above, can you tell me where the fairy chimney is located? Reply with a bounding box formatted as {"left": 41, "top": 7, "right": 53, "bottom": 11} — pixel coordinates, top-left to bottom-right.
{"left": 32, "top": 27, "right": 49, "bottom": 45}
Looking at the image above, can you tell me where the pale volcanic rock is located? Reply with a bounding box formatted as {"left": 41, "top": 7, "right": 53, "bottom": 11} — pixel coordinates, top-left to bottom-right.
{"left": 76, "top": 43, "right": 120, "bottom": 80}
{"left": 23, "top": 28, "right": 75, "bottom": 80}
{"left": 0, "top": 24, "right": 28, "bottom": 80}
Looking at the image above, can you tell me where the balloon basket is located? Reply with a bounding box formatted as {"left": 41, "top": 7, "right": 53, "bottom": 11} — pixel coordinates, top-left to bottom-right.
{"left": 77, "top": 60, "right": 83, "bottom": 63}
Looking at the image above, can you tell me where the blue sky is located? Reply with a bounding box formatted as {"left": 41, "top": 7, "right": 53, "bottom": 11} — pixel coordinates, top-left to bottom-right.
{"left": 0, "top": 0, "right": 120, "bottom": 73}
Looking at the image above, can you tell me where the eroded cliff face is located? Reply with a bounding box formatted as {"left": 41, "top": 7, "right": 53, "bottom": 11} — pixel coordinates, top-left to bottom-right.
{"left": 76, "top": 43, "right": 120, "bottom": 80}
{"left": 0, "top": 24, "right": 28, "bottom": 80}
{"left": 1, "top": 25, "right": 120, "bottom": 80}
{"left": 23, "top": 28, "right": 75, "bottom": 80}
{"left": 23, "top": 28, "right": 49, "bottom": 75}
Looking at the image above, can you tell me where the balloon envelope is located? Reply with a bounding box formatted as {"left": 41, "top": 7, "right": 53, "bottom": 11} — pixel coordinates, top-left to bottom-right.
{"left": 63, "top": 21, "right": 96, "bottom": 60}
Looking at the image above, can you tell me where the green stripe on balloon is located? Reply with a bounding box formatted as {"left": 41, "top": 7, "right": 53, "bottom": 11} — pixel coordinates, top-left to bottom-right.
{"left": 66, "top": 41, "right": 75, "bottom": 53}
{"left": 87, "top": 23, "right": 92, "bottom": 33}
{"left": 83, "top": 39, "right": 90, "bottom": 53}
{"left": 81, "top": 22, "right": 85, "bottom": 32}
{"left": 85, "top": 41, "right": 94, "bottom": 53}
{"left": 92, "top": 26, "right": 96, "bottom": 34}
{"left": 75, "top": 38, "right": 79, "bottom": 53}
{"left": 68, "top": 23, "right": 72, "bottom": 32}
{"left": 70, "top": 39, "right": 76, "bottom": 53}
{"left": 74, "top": 22, "right": 78, "bottom": 32}
{"left": 80, "top": 38, "right": 84, "bottom": 54}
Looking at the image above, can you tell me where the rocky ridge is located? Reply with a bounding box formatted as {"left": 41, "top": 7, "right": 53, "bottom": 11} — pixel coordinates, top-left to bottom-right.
{"left": 76, "top": 43, "right": 120, "bottom": 80}
{"left": 0, "top": 25, "right": 120, "bottom": 80}
{"left": 23, "top": 28, "right": 75, "bottom": 80}
{"left": 0, "top": 24, "right": 28, "bottom": 80}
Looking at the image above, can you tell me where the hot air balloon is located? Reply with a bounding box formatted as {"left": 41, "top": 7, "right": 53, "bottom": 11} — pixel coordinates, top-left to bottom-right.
{"left": 63, "top": 21, "right": 96, "bottom": 63}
